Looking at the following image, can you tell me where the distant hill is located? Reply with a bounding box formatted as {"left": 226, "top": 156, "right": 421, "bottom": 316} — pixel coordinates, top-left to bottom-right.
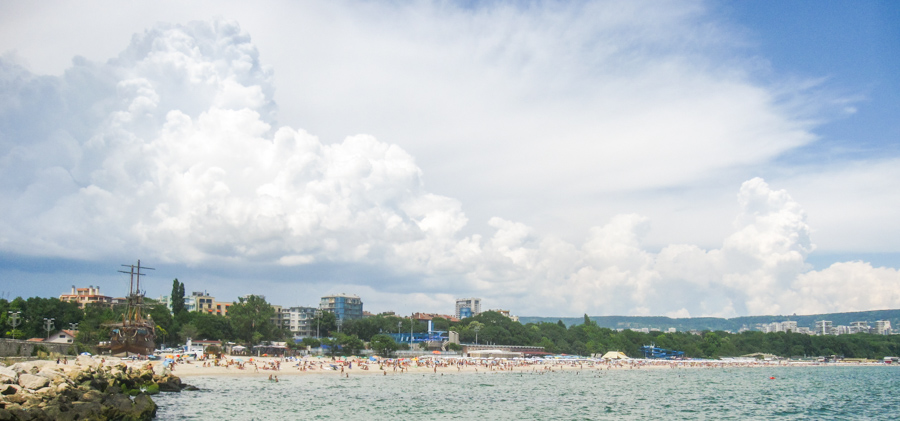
{"left": 518, "top": 309, "right": 900, "bottom": 332}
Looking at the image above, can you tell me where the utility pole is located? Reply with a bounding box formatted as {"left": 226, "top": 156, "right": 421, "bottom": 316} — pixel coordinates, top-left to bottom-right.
{"left": 7, "top": 311, "right": 21, "bottom": 338}
{"left": 315, "top": 310, "right": 321, "bottom": 339}
{"left": 44, "top": 318, "right": 55, "bottom": 339}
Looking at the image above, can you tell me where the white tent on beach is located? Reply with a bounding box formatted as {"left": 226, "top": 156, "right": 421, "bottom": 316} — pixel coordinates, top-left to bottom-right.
{"left": 601, "top": 351, "right": 629, "bottom": 360}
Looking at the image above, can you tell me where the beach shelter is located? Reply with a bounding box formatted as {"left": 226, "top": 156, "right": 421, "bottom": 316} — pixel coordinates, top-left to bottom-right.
{"left": 601, "top": 351, "right": 629, "bottom": 360}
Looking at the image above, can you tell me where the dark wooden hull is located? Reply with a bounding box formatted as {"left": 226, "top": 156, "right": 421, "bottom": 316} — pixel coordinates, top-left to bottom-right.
{"left": 109, "top": 323, "right": 156, "bottom": 355}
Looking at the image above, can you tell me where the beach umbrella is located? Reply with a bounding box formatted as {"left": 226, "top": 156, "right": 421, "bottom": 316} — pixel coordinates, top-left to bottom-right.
{"left": 369, "top": 356, "right": 378, "bottom": 361}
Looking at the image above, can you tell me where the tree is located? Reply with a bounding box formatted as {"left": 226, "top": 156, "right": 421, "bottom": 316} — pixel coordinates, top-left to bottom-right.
{"left": 148, "top": 303, "right": 176, "bottom": 346}
{"left": 311, "top": 311, "right": 337, "bottom": 337}
{"left": 321, "top": 337, "right": 339, "bottom": 358}
{"left": 338, "top": 333, "right": 365, "bottom": 355}
{"left": 227, "top": 295, "right": 276, "bottom": 345}
{"left": 369, "top": 334, "right": 400, "bottom": 357}
{"left": 341, "top": 317, "right": 381, "bottom": 341}
{"left": 188, "top": 311, "right": 233, "bottom": 340}
{"left": 179, "top": 323, "right": 200, "bottom": 342}
{"left": 171, "top": 279, "right": 185, "bottom": 317}
{"left": 300, "top": 337, "right": 321, "bottom": 349}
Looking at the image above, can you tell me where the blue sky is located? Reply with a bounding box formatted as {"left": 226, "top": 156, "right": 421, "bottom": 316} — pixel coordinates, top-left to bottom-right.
{"left": 0, "top": 0, "right": 898, "bottom": 317}
{"left": 726, "top": 1, "right": 899, "bottom": 157}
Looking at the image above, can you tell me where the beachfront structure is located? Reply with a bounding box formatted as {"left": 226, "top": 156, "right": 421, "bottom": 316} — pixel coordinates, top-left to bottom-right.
{"left": 319, "top": 294, "right": 363, "bottom": 320}
{"left": 463, "top": 344, "right": 546, "bottom": 357}
{"left": 159, "top": 291, "right": 232, "bottom": 317}
{"left": 815, "top": 320, "right": 833, "bottom": 335}
{"left": 412, "top": 312, "right": 460, "bottom": 323}
{"left": 760, "top": 321, "right": 799, "bottom": 333}
{"left": 45, "top": 329, "right": 77, "bottom": 344}
{"left": 876, "top": 320, "right": 892, "bottom": 335}
{"left": 281, "top": 306, "right": 318, "bottom": 337}
{"left": 850, "top": 321, "right": 870, "bottom": 334}
{"left": 640, "top": 345, "right": 684, "bottom": 359}
{"left": 455, "top": 298, "right": 481, "bottom": 319}
{"left": 490, "top": 309, "right": 520, "bottom": 322}
{"left": 59, "top": 286, "right": 113, "bottom": 309}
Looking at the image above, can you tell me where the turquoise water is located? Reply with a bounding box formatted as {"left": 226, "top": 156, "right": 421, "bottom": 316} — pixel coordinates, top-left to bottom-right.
{"left": 154, "top": 366, "right": 899, "bottom": 420}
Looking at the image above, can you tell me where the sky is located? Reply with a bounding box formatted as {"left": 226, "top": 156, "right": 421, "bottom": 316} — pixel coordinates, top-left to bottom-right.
{"left": 1, "top": 0, "right": 898, "bottom": 318}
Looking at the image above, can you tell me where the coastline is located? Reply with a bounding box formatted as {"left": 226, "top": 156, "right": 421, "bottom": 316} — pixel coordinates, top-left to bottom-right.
{"left": 154, "top": 355, "right": 893, "bottom": 379}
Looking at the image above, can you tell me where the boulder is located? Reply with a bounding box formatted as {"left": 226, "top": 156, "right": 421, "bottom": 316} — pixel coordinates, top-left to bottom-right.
{"left": 74, "top": 355, "right": 99, "bottom": 368}
{"left": 18, "top": 374, "right": 50, "bottom": 390}
{"left": 100, "top": 392, "right": 134, "bottom": 419}
{"left": 37, "top": 367, "right": 63, "bottom": 382}
{"left": 155, "top": 375, "right": 183, "bottom": 392}
{"left": 0, "top": 367, "right": 16, "bottom": 384}
{"left": 79, "top": 389, "right": 103, "bottom": 403}
{"left": 65, "top": 368, "right": 88, "bottom": 383}
{"left": 4, "top": 392, "right": 27, "bottom": 404}
{"left": 132, "top": 393, "right": 158, "bottom": 419}
{"left": 56, "top": 382, "right": 72, "bottom": 394}
{"left": 33, "top": 386, "right": 54, "bottom": 395}
{"left": 10, "top": 361, "right": 54, "bottom": 375}
{"left": 0, "top": 384, "right": 20, "bottom": 396}
{"left": 151, "top": 362, "right": 169, "bottom": 377}
{"left": 68, "top": 401, "right": 104, "bottom": 420}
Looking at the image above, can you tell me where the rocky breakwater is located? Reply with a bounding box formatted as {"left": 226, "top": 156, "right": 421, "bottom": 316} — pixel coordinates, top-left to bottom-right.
{"left": 0, "top": 355, "right": 194, "bottom": 420}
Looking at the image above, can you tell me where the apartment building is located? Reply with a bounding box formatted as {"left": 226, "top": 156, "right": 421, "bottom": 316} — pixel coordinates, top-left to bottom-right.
{"left": 59, "top": 286, "right": 113, "bottom": 309}
{"left": 319, "top": 294, "right": 363, "bottom": 320}
{"left": 455, "top": 298, "right": 481, "bottom": 319}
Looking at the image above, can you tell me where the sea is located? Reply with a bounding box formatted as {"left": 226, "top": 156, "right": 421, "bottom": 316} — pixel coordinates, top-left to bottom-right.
{"left": 154, "top": 365, "right": 898, "bottom": 420}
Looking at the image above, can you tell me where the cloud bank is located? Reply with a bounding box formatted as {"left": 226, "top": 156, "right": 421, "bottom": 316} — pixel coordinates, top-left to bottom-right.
{"left": 1, "top": 18, "right": 898, "bottom": 317}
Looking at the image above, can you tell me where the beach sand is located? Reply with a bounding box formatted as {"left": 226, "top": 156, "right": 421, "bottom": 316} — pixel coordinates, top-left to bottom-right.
{"left": 119, "top": 355, "right": 862, "bottom": 379}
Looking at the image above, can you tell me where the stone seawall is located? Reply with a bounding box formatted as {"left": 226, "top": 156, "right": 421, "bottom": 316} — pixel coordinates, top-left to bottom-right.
{"left": 0, "top": 355, "right": 193, "bottom": 420}
{"left": 0, "top": 339, "right": 73, "bottom": 357}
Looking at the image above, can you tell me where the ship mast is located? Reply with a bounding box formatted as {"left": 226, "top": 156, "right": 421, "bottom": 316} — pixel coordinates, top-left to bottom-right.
{"left": 118, "top": 260, "right": 154, "bottom": 326}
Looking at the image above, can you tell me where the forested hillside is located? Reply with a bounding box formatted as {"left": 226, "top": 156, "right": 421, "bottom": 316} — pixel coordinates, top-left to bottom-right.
{"left": 519, "top": 309, "right": 900, "bottom": 332}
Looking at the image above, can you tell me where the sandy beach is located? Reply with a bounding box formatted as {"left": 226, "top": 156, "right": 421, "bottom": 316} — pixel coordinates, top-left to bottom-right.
{"left": 104, "top": 355, "right": 888, "bottom": 380}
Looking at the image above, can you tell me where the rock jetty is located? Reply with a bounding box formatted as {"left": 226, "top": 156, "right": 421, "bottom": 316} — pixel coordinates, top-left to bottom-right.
{"left": 0, "top": 355, "right": 193, "bottom": 421}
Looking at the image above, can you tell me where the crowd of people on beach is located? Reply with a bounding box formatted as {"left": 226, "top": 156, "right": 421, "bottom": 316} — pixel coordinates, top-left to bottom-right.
{"left": 164, "top": 352, "right": 876, "bottom": 378}
{"left": 150, "top": 350, "right": 896, "bottom": 381}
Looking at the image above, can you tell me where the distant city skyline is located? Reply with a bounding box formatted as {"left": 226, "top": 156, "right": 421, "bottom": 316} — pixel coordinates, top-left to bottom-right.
{"left": 1, "top": 1, "right": 899, "bottom": 317}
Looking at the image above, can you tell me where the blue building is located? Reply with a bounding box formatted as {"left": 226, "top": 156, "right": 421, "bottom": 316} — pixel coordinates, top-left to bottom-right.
{"left": 455, "top": 297, "right": 481, "bottom": 319}
{"left": 319, "top": 293, "right": 363, "bottom": 320}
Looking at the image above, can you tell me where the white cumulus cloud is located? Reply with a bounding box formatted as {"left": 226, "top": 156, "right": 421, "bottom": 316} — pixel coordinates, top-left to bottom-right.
{"left": 1, "top": 17, "right": 898, "bottom": 317}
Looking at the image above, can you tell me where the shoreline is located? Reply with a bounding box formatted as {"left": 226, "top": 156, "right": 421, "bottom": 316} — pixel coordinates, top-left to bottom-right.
{"left": 148, "top": 356, "right": 895, "bottom": 379}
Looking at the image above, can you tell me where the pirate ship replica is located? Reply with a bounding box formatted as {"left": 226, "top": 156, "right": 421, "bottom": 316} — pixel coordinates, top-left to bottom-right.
{"left": 107, "top": 260, "right": 156, "bottom": 356}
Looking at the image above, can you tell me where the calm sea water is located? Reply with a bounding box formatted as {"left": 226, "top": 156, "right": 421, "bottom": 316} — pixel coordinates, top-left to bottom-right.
{"left": 154, "top": 366, "right": 898, "bottom": 420}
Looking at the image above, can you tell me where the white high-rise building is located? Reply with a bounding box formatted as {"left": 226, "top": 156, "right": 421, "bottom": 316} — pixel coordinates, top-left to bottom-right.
{"left": 455, "top": 298, "right": 481, "bottom": 319}
{"left": 875, "top": 320, "right": 892, "bottom": 335}
{"left": 850, "top": 321, "right": 870, "bottom": 334}
{"left": 815, "top": 320, "right": 833, "bottom": 335}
